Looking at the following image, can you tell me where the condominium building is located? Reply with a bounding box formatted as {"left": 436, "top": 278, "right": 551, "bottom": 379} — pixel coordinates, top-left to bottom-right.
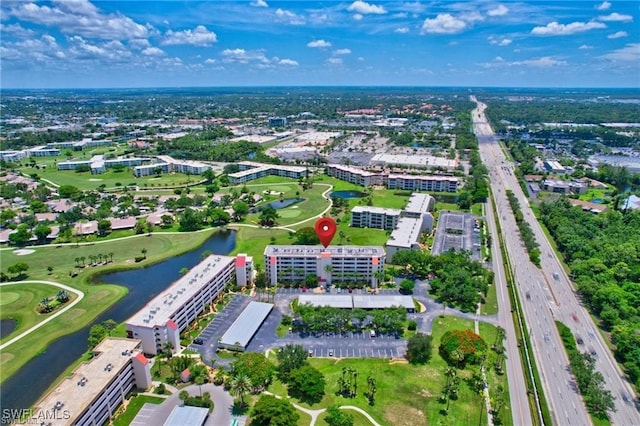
{"left": 325, "top": 164, "right": 384, "bottom": 187}
{"left": 33, "top": 338, "right": 151, "bottom": 426}
{"left": 264, "top": 245, "right": 385, "bottom": 288}
{"left": 125, "top": 254, "right": 252, "bottom": 355}
{"left": 351, "top": 206, "right": 402, "bottom": 230}
{"left": 386, "top": 217, "right": 431, "bottom": 262}
{"left": 386, "top": 174, "right": 459, "bottom": 192}
{"left": 0, "top": 150, "right": 28, "bottom": 162}
{"left": 228, "top": 161, "right": 307, "bottom": 184}
{"left": 58, "top": 155, "right": 148, "bottom": 174}
{"left": 403, "top": 192, "right": 435, "bottom": 216}
{"left": 325, "top": 164, "right": 459, "bottom": 192}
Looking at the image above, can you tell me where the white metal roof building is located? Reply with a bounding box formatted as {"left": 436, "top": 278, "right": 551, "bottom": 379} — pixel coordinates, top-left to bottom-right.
{"left": 298, "top": 294, "right": 354, "bottom": 308}
{"left": 228, "top": 161, "right": 307, "bottom": 184}
{"left": 218, "top": 302, "right": 274, "bottom": 351}
{"left": 163, "top": 406, "right": 209, "bottom": 426}
{"left": 297, "top": 294, "right": 415, "bottom": 312}
{"left": 370, "top": 153, "right": 458, "bottom": 170}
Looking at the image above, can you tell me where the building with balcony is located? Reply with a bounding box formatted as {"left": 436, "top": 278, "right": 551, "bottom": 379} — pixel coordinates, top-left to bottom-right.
{"left": 350, "top": 206, "right": 402, "bottom": 230}
{"left": 264, "top": 245, "right": 385, "bottom": 288}
{"left": 33, "top": 338, "right": 151, "bottom": 426}
{"left": 125, "top": 254, "right": 252, "bottom": 355}
{"left": 228, "top": 161, "right": 307, "bottom": 184}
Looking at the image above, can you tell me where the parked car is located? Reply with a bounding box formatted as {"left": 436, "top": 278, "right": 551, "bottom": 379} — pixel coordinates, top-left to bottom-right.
{"left": 194, "top": 338, "right": 204, "bottom": 345}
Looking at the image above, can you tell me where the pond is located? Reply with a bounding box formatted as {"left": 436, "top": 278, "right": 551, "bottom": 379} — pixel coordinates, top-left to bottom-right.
{"left": 258, "top": 197, "right": 304, "bottom": 210}
{"left": 1, "top": 229, "right": 236, "bottom": 412}
{"left": 0, "top": 318, "right": 17, "bottom": 340}
{"left": 330, "top": 190, "right": 367, "bottom": 199}
{"left": 590, "top": 198, "right": 605, "bottom": 204}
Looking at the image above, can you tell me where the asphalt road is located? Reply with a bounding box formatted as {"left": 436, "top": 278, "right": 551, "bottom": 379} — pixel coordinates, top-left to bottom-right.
{"left": 472, "top": 97, "right": 639, "bottom": 426}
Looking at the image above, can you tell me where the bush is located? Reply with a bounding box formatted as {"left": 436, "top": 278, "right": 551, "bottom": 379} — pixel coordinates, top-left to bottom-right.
{"left": 440, "top": 329, "right": 487, "bottom": 367}
{"left": 407, "top": 320, "right": 417, "bottom": 331}
{"left": 154, "top": 383, "right": 166, "bottom": 394}
{"left": 134, "top": 256, "right": 145, "bottom": 263}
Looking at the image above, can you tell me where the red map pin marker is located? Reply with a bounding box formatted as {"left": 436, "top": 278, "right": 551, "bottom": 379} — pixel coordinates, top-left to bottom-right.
{"left": 315, "top": 217, "right": 337, "bottom": 248}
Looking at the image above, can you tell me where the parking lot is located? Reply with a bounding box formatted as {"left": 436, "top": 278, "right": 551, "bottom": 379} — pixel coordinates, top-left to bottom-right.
{"left": 431, "top": 211, "right": 482, "bottom": 260}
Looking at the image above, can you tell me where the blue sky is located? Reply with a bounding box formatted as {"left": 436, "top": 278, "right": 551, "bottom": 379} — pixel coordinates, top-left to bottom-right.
{"left": 1, "top": 0, "right": 638, "bottom": 88}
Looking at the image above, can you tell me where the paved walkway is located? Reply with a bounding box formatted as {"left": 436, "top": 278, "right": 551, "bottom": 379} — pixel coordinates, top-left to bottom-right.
{"left": 263, "top": 391, "right": 382, "bottom": 426}
{"left": 0, "top": 280, "right": 84, "bottom": 350}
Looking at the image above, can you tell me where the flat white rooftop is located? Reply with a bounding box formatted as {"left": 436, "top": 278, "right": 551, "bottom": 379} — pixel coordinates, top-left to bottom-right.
{"left": 352, "top": 294, "right": 414, "bottom": 310}
{"left": 265, "top": 245, "right": 385, "bottom": 257}
{"left": 164, "top": 405, "right": 209, "bottom": 426}
{"left": 388, "top": 174, "right": 459, "bottom": 183}
{"left": 127, "top": 255, "right": 235, "bottom": 328}
{"left": 371, "top": 153, "right": 457, "bottom": 169}
{"left": 404, "top": 193, "right": 434, "bottom": 214}
{"left": 219, "top": 301, "right": 273, "bottom": 349}
{"left": 298, "top": 294, "right": 354, "bottom": 308}
{"left": 352, "top": 206, "right": 402, "bottom": 216}
{"left": 327, "top": 164, "right": 380, "bottom": 177}
{"left": 34, "top": 338, "right": 143, "bottom": 425}
{"left": 387, "top": 217, "right": 423, "bottom": 248}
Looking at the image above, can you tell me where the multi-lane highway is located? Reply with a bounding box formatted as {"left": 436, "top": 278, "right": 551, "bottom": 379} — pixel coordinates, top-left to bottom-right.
{"left": 472, "top": 96, "right": 639, "bottom": 426}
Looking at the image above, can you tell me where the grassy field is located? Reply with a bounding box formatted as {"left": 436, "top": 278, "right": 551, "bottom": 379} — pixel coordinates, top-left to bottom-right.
{"left": 112, "top": 394, "right": 165, "bottom": 426}
{"left": 0, "top": 230, "right": 219, "bottom": 383}
{"left": 268, "top": 316, "right": 512, "bottom": 426}
{"left": 0, "top": 283, "right": 77, "bottom": 344}
{"left": 17, "top": 158, "right": 201, "bottom": 191}
{"left": 316, "top": 408, "right": 375, "bottom": 425}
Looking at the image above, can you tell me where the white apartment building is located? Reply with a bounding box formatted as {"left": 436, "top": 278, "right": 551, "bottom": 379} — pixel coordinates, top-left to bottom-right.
{"left": 326, "top": 164, "right": 459, "bottom": 192}
{"left": 325, "top": 164, "right": 384, "bottom": 187}
{"left": 351, "top": 206, "right": 402, "bottom": 230}
{"left": 386, "top": 217, "right": 432, "bottom": 262}
{"left": 33, "top": 338, "right": 151, "bottom": 426}
{"left": 228, "top": 161, "right": 307, "bottom": 184}
{"left": 264, "top": 245, "right": 385, "bottom": 288}
{"left": 0, "top": 150, "right": 28, "bottom": 162}
{"left": 403, "top": 192, "right": 435, "bottom": 216}
{"left": 125, "top": 254, "right": 252, "bottom": 355}
{"left": 58, "top": 156, "right": 148, "bottom": 173}
{"left": 386, "top": 174, "right": 459, "bottom": 192}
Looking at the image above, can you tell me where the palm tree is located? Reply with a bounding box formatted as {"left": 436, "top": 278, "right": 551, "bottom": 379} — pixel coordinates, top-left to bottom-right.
{"left": 494, "top": 326, "right": 506, "bottom": 349}
{"left": 74, "top": 257, "right": 80, "bottom": 267}
{"left": 80, "top": 256, "right": 86, "bottom": 266}
{"left": 229, "top": 374, "right": 252, "bottom": 405}
{"left": 258, "top": 206, "right": 279, "bottom": 227}
{"left": 97, "top": 253, "right": 103, "bottom": 263}
{"left": 108, "top": 252, "right": 114, "bottom": 262}
{"left": 56, "top": 290, "right": 69, "bottom": 303}
{"left": 141, "top": 248, "right": 148, "bottom": 258}
{"left": 451, "top": 349, "right": 465, "bottom": 369}
{"left": 40, "top": 297, "right": 49, "bottom": 306}
{"left": 373, "top": 269, "right": 385, "bottom": 287}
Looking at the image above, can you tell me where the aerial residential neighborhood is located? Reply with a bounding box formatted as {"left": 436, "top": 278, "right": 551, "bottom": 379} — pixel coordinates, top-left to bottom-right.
{"left": 1, "top": 1, "right": 639, "bottom": 426}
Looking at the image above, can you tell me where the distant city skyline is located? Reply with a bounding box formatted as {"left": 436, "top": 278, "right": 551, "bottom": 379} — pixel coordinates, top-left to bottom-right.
{"left": 1, "top": 0, "right": 638, "bottom": 89}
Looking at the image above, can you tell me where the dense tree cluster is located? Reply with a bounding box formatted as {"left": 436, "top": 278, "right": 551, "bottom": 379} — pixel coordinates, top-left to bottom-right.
{"left": 230, "top": 352, "right": 276, "bottom": 393}
{"left": 392, "top": 250, "right": 492, "bottom": 312}
{"left": 439, "top": 329, "right": 488, "bottom": 367}
{"left": 250, "top": 394, "right": 299, "bottom": 426}
{"left": 541, "top": 199, "right": 640, "bottom": 390}
{"left": 505, "top": 190, "right": 540, "bottom": 265}
{"left": 557, "top": 322, "right": 615, "bottom": 419}
{"left": 294, "top": 304, "right": 406, "bottom": 335}
{"left": 405, "top": 333, "right": 433, "bottom": 364}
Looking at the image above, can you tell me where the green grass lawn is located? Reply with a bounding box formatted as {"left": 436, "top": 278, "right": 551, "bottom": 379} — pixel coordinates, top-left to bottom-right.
{"left": 0, "top": 230, "right": 219, "bottom": 383}
{"left": 481, "top": 283, "right": 498, "bottom": 316}
{"left": 268, "top": 316, "right": 512, "bottom": 426}
{"left": 18, "top": 160, "right": 201, "bottom": 191}
{"left": 112, "top": 394, "right": 165, "bottom": 426}
{"left": 0, "top": 283, "right": 77, "bottom": 344}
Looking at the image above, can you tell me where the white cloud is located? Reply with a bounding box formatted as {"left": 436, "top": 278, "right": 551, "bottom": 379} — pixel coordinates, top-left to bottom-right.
{"left": 334, "top": 48, "right": 352, "bottom": 55}
{"left": 395, "top": 27, "right": 410, "bottom": 34}
{"left": 599, "top": 43, "right": 640, "bottom": 61}
{"left": 68, "top": 36, "right": 132, "bottom": 62}
{"left": 250, "top": 0, "right": 268, "bottom": 7}
{"left": 353, "top": 13, "right": 363, "bottom": 21}
{"left": 129, "top": 38, "right": 151, "bottom": 49}
{"left": 141, "top": 47, "right": 164, "bottom": 56}
{"left": 162, "top": 25, "right": 217, "bottom": 46}
{"left": 357, "top": 56, "right": 365, "bottom": 61}
{"left": 326, "top": 57, "right": 343, "bottom": 65}
{"left": 278, "top": 58, "right": 299, "bottom": 66}
{"left": 8, "top": 0, "right": 150, "bottom": 40}
{"left": 531, "top": 21, "right": 606, "bottom": 36}
{"left": 275, "top": 8, "right": 305, "bottom": 25}
{"left": 512, "top": 56, "right": 567, "bottom": 67}
{"left": 488, "top": 36, "right": 512, "bottom": 46}
{"left": 599, "top": 13, "right": 633, "bottom": 22}
{"left": 421, "top": 13, "right": 467, "bottom": 34}
{"left": 487, "top": 5, "right": 509, "bottom": 17}
{"left": 307, "top": 39, "right": 331, "bottom": 48}
{"left": 347, "top": 1, "right": 387, "bottom": 15}
{"left": 393, "top": 12, "right": 408, "bottom": 18}
{"left": 578, "top": 44, "right": 594, "bottom": 49}
{"left": 0, "top": 23, "right": 36, "bottom": 38}
{"left": 596, "top": 1, "right": 611, "bottom": 11}
{"left": 204, "top": 58, "right": 217, "bottom": 64}
{"left": 608, "top": 31, "right": 628, "bottom": 39}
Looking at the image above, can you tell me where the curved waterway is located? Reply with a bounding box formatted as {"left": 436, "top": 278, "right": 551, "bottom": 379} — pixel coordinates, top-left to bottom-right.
{"left": 1, "top": 230, "right": 235, "bottom": 411}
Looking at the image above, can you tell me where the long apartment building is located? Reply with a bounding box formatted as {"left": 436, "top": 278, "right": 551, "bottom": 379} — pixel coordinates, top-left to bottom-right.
{"left": 33, "top": 338, "right": 151, "bottom": 426}
{"left": 134, "top": 155, "right": 212, "bottom": 177}
{"left": 325, "top": 164, "right": 459, "bottom": 192}
{"left": 351, "top": 206, "right": 401, "bottom": 230}
{"left": 58, "top": 155, "right": 148, "bottom": 174}
{"left": 125, "top": 254, "right": 253, "bottom": 355}
{"left": 264, "top": 245, "right": 385, "bottom": 288}
{"left": 228, "top": 161, "right": 307, "bottom": 184}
